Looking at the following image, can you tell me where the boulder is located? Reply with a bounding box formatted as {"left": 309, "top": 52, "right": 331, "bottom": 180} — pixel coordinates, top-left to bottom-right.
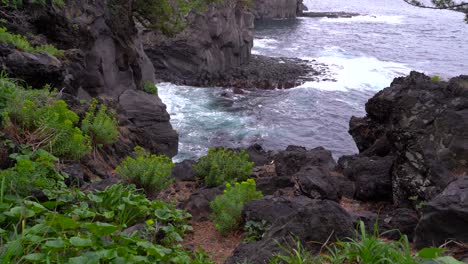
{"left": 180, "top": 186, "right": 223, "bottom": 221}
{"left": 349, "top": 72, "right": 468, "bottom": 205}
{"left": 274, "top": 145, "right": 336, "bottom": 177}
{"left": 255, "top": 175, "right": 293, "bottom": 195}
{"left": 227, "top": 196, "right": 353, "bottom": 263}
{"left": 171, "top": 160, "right": 197, "bottom": 182}
{"left": 339, "top": 155, "right": 394, "bottom": 201}
{"left": 294, "top": 166, "right": 340, "bottom": 201}
{"left": 245, "top": 144, "right": 271, "bottom": 166}
{"left": 414, "top": 177, "right": 468, "bottom": 248}
{"left": 0, "top": 43, "right": 64, "bottom": 88}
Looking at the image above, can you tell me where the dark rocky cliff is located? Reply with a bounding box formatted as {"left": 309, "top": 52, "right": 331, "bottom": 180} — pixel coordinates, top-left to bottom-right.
{"left": 0, "top": 0, "right": 178, "bottom": 158}
{"left": 143, "top": 0, "right": 254, "bottom": 84}
{"left": 252, "top": 0, "right": 304, "bottom": 19}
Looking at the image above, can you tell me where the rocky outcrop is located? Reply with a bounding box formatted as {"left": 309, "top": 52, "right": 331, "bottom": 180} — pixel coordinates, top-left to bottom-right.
{"left": 144, "top": 0, "right": 254, "bottom": 85}
{"left": 414, "top": 177, "right": 468, "bottom": 248}
{"left": 1, "top": 1, "right": 178, "bottom": 158}
{"left": 274, "top": 145, "right": 336, "bottom": 177}
{"left": 251, "top": 0, "right": 304, "bottom": 19}
{"left": 226, "top": 196, "right": 354, "bottom": 263}
{"left": 348, "top": 72, "right": 468, "bottom": 206}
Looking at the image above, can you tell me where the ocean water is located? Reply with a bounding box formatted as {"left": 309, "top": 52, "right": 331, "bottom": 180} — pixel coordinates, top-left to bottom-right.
{"left": 158, "top": 0, "right": 468, "bottom": 161}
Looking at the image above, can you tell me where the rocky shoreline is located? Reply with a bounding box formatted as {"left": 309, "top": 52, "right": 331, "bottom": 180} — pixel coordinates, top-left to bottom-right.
{"left": 0, "top": 0, "right": 467, "bottom": 263}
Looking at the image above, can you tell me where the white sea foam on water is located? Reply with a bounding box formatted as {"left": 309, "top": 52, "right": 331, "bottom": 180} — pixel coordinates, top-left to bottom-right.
{"left": 321, "top": 15, "right": 405, "bottom": 24}
{"left": 298, "top": 47, "right": 410, "bottom": 92}
{"left": 253, "top": 38, "right": 279, "bottom": 49}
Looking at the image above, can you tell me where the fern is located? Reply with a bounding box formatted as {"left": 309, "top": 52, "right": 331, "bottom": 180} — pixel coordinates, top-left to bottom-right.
{"left": 81, "top": 99, "right": 119, "bottom": 147}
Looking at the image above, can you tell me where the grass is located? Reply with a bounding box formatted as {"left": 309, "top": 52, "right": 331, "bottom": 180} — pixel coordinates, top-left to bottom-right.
{"left": 0, "top": 27, "right": 64, "bottom": 57}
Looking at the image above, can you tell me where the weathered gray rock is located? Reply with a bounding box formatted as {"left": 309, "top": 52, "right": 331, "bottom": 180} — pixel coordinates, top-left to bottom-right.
{"left": 294, "top": 166, "right": 340, "bottom": 201}
{"left": 274, "top": 145, "right": 336, "bottom": 177}
{"left": 339, "top": 155, "right": 394, "bottom": 201}
{"left": 144, "top": 0, "right": 254, "bottom": 84}
{"left": 171, "top": 160, "right": 197, "bottom": 182}
{"left": 0, "top": 43, "right": 64, "bottom": 88}
{"left": 180, "top": 186, "right": 223, "bottom": 221}
{"left": 349, "top": 72, "right": 468, "bottom": 205}
{"left": 252, "top": 0, "right": 304, "bottom": 19}
{"left": 414, "top": 177, "right": 468, "bottom": 248}
{"left": 119, "top": 90, "right": 178, "bottom": 157}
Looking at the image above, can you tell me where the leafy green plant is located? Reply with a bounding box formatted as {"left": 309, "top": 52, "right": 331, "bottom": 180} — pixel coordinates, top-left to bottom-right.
{"left": 210, "top": 179, "right": 262, "bottom": 236}
{"left": 194, "top": 147, "right": 254, "bottom": 187}
{"left": 0, "top": 181, "right": 208, "bottom": 263}
{"left": 0, "top": 77, "right": 91, "bottom": 159}
{"left": 116, "top": 146, "right": 174, "bottom": 195}
{"left": 0, "top": 148, "right": 64, "bottom": 197}
{"left": 244, "top": 220, "right": 270, "bottom": 242}
{"left": 81, "top": 99, "right": 119, "bottom": 147}
{"left": 143, "top": 80, "right": 158, "bottom": 95}
{"left": 0, "top": 27, "right": 64, "bottom": 57}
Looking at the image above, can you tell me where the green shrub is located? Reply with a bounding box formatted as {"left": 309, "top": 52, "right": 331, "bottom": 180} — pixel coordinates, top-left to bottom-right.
{"left": 0, "top": 79, "right": 91, "bottom": 159}
{"left": 0, "top": 27, "right": 64, "bottom": 57}
{"left": 116, "top": 146, "right": 174, "bottom": 194}
{"left": 143, "top": 80, "right": 158, "bottom": 95}
{"left": 81, "top": 99, "right": 119, "bottom": 147}
{"left": 210, "top": 179, "right": 262, "bottom": 236}
{"left": 0, "top": 148, "right": 64, "bottom": 197}
{"left": 431, "top": 75, "right": 442, "bottom": 82}
{"left": 194, "top": 147, "right": 254, "bottom": 187}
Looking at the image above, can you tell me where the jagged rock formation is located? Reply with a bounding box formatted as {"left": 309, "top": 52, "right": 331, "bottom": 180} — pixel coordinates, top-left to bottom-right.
{"left": 1, "top": 1, "right": 178, "bottom": 158}
{"left": 252, "top": 0, "right": 304, "bottom": 19}
{"left": 348, "top": 72, "right": 468, "bottom": 206}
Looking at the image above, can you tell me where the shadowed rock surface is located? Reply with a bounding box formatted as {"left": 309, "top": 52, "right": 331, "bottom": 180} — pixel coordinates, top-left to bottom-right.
{"left": 414, "top": 177, "right": 468, "bottom": 248}
{"left": 251, "top": 0, "right": 304, "bottom": 19}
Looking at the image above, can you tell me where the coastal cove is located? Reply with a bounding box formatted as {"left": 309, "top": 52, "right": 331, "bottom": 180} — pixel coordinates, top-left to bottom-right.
{"left": 159, "top": 0, "right": 468, "bottom": 162}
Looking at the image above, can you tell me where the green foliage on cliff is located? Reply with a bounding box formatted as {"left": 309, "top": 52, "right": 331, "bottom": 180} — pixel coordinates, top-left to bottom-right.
{"left": 0, "top": 75, "right": 91, "bottom": 159}
{"left": 81, "top": 99, "right": 119, "bottom": 147}
{"left": 210, "top": 179, "right": 262, "bottom": 236}
{"left": 0, "top": 27, "right": 63, "bottom": 57}
{"left": 132, "top": 0, "right": 221, "bottom": 35}
{"left": 116, "top": 146, "right": 174, "bottom": 195}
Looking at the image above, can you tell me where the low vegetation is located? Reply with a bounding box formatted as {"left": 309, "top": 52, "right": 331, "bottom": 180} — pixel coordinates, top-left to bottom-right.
{"left": 116, "top": 146, "right": 174, "bottom": 195}
{"left": 0, "top": 27, "right": 64, "bottom": 57}
{"left": 143, "top": 81, "right": 159, "bottom": 95}
{"left": 270, "top": 221, "right": 464, "bottom": 264}
{"left": 0, "top": 75, "right": 91, "bottom": 159}
{"left": 81, "top": 99, "right": 119, "bottom": 147}
{"left": 194, "top": 147, "right": 254, "bottom": 187}
{"left": 0, "top": 0, "right": 65, "bottom": 8}
{"left": 210, "top": 179, "right": 263, "bottom": 236}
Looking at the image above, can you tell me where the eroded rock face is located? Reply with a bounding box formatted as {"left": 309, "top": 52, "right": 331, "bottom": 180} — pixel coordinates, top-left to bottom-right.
{"left": 349, "top": 72, "right": 468, "bottom": 205}
{"left": 252, "top": 0, "right": 304, "bottom": 19}
{"left": 414, "top": 177, "right": 468, "bottom": 248}
{"left": 144, "top": 0, "right": 254, "bottom": 84}
{"left": 294, "top": 166, "right": 340, "bottom": 201}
